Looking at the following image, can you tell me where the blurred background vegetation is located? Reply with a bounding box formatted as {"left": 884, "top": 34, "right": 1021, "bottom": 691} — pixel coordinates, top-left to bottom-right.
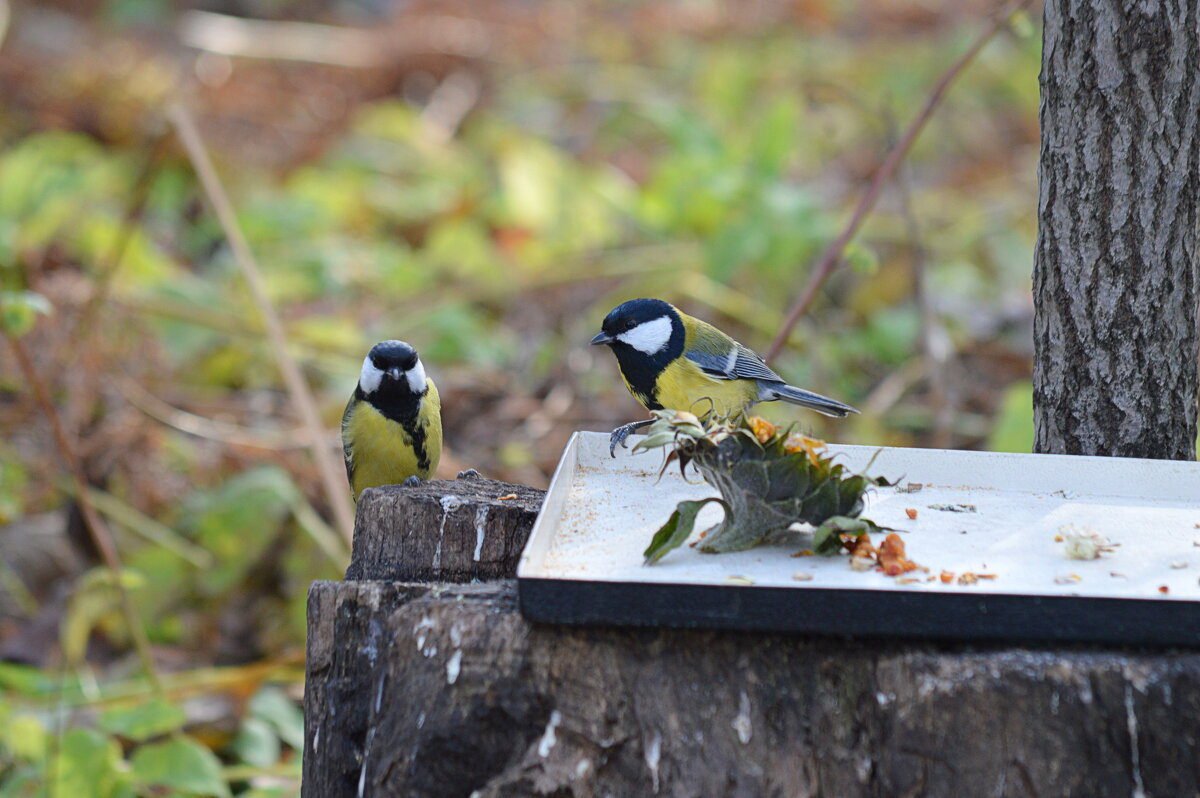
{"left": 0, "top": 0, "right": 1040, "bottom": 794}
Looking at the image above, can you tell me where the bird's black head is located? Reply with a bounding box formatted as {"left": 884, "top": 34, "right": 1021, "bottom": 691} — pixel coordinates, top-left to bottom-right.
{"left": 590, "top": 299, "right": 684, "bottom": 408}
{"left": 357, "top": 340, "right": 427, "bottom": 411}
{"left": 591, "top": 298, "right": 680, "bottom": 351}
{"left": 368, "top": 340, "right": 419, "bottom": 374}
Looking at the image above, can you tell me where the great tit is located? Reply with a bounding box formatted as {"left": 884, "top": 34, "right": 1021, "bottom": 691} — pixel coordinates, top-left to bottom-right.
{"left": 591, "top": 298, "right": 857, "bottom": 454}
{"left": 341, "top": 340, "right": 442, "bottom": 500}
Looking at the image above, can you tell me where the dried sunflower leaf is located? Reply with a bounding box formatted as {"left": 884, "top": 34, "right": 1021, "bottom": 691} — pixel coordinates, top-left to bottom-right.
{"left": 643, "top": 497, "right": 726, "bottom": 565}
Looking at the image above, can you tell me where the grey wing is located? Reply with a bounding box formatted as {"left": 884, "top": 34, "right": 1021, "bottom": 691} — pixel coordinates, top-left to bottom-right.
{"left": 685, "top": 342, "right": 784, "bottom": 383}
{"left": 340, "top": 397, "right": 355, "bottom": 484}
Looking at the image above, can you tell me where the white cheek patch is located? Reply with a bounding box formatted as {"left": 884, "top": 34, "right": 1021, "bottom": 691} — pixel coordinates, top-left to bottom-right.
{"left": 616, "top": 316, "right": 673, "bottom": 355}
{"left": 406, "top": 359, "right": 427, "bottom": 395}
{"left": 359, "top": 356, "right": 383, "bottom": 394}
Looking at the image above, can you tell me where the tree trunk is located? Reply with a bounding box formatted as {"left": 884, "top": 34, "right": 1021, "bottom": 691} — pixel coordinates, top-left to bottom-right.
{"left": 1033, "top": 0, "right": 1200, "bottom": 459}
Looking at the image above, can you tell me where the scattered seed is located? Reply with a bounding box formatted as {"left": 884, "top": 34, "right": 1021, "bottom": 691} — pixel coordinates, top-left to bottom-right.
{"left": 929, "top": 503, "right": 977, "bottom": 513}
{"left": 850, "top": 556, "right": 874, "bottom": 572}
{"left": 896, "top": 577, "right": 921, "bottom": 585}
{"left": 725, "top": 575, "right": 755, "bottom": 586}
{"left": 958, "top": 572, "right": 979, "bottom": 586}
{"left": 905, "top": 508, "right": 918, "bottom": 520}
{"left": 939, "top": 570, "right": 954, "bottom": 583}
{"left": 1054, "top": 574, "right": 1082, "bottom": 584}
{"left": 1052, "top": 489, "right": 1079, "bottom": 499}
{"left": 1059, "top": 524, "right": 1113, "bottom": 560}
{"left": 792, "top": 571, "right": 814, "bottom": 582}
{"left": 1158, "top": 585, "right": 1170, "bottom": 594}
{"left": 1170, "top": 561, "right": 1188, "bottom": 570}
{"left": 792, "top": 550, "right": 814, "bottom": 558}
{"left": 896, "top": 483, "right": 924, "bottom": 494}
{"left": 1110, "top": 572, "right": 1126, "bottom": 578}
{"left": 497, "top": 493, "right": 518, "bottom": 501}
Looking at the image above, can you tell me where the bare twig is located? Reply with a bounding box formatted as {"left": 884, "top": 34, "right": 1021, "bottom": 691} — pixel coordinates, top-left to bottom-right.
{"left": 765, "top": 0, "right": 1035, "bottom": 361}
{"left": 117, "top": 377, "right": 308, "bottom": 451}
{"left": 168, "top": 102, "right": 355, "bottom": 545}
{"left": 72, "top": 131, "right": 169, "bottom": 346}
{"left": 4, "top": 334, "right": 162, "bottom": 692}
{"left": 177, "top": 10, "right": 493, "bottom": 66}
{"left": 885, "top": 105, "right": 957, "bottom": 448}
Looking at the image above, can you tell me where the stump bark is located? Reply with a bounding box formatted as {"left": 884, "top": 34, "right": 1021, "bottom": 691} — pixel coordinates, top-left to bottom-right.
{"left": 345, "top": 472, "right": 544, "bottom": 583}
{"left": 305, "top": 478, "right": 1200, "bottom": 797}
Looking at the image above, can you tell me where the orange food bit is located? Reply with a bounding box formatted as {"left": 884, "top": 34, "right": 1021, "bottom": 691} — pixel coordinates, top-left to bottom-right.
{"left": 905, "top": 508, "right": 918, "bottom": 520}
{"left": 877, "top": 533, "right": 918, "bottom": 576}
{"left": 1159, "top": 585, "right": 1170, "bottom": 594}
{"left": 783, "top": 432, "right": 827, "bottom": 466}
{"left": 939, "top": 570, "right": 955, "bottom": 583}
{"left": 748, "top": 416, "right": 776, "bottom": 444}
{"left": 849, "top": 534, "right": 875, "bottom": 559}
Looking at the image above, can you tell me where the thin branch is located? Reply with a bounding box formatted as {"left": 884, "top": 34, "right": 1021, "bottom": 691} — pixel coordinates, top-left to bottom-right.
{"left": 885, "top": 103, "right": 957, "bottom": 449}
{"left": 167, "top": 102, "right": 355, "bottom": 545}
{"left": 117, "top": 377, "right": 308, "bottom": 451}
{"left": 4, "top": 334, "right": 162, "bottom": 692}
{"left": 72, "top": 131, "right": 169, "bottom": 346}
{"left": 765, "top": 0, "right": 1035, "bottom": 362}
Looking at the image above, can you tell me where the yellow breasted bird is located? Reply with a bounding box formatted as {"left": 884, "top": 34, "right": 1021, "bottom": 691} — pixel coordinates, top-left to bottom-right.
{"left": 591, "top": 298, "right": 857, "bottom": 454}
{"left": 341, "top": 340, "right": 442, "bottom": 500}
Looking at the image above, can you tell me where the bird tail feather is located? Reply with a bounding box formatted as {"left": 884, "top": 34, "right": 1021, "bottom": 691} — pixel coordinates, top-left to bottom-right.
{"left": 762, "top": 383, "right": 858, "bottom": 417}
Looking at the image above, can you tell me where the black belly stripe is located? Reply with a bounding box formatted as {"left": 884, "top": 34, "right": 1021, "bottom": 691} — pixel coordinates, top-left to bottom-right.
{"left": 405, "top": 419, "right": 430, "bottom": 473}
{"left": 358, "top": 385, "right": 431, "bottom": 474}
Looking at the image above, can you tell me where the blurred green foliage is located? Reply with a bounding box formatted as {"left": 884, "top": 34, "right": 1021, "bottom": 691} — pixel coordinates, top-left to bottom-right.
{"left": 0, "top": 2, "right": 1043, "bottom": 794}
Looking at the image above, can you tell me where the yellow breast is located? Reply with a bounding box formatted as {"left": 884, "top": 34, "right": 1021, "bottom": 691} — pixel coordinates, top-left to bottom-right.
{"left": 345, "top": 381, "right": 442, "bottom": 500}
{"left": 652, "top": 358, "right": 759, "bottom": 417}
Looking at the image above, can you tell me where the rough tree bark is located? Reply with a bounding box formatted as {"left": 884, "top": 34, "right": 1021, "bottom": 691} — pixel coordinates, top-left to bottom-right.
{"left": 1033, "top": 0, "right": 1200, "bottom": 459}
{"left": 306, "top": 482, "right": 1200, "bottom": 798}
{"left": 307, "top": 579, "right": 1200, "bottom": 798}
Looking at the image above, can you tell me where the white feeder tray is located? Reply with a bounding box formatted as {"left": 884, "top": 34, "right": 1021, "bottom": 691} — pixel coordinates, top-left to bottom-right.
{"left": 517, "top": 432, "right": 1200, "bottom": 645}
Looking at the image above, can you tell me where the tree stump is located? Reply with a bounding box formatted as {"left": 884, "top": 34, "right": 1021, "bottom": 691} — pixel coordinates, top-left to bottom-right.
{"left": 345, "top": 472, "right": 544, "bottom": 583}
{"left": 304, "top": 479, "right": 1200, "bottom": 797}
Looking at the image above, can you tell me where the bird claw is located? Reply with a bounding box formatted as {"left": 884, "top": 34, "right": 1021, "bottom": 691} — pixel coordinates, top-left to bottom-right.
{"left": 608, "top": 421, "right": 650, "bottom": 457}
{"left": 457, "top": 468, "right": 481, "bottom": 480}
{"left": 402, "top": 475, "right": 422, "bottom": 487}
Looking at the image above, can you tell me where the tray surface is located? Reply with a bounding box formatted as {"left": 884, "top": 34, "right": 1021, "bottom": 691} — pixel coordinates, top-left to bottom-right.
{"left": 520, "top": 433, "right": 1200, "bottom": 603}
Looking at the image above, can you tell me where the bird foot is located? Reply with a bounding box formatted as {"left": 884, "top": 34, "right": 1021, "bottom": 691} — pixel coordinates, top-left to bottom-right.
{"left": 608, "top": 420, "right": 654, "bottom": 458}
{"left": 457, "top": 468, "right": 481, "bottom": 480}
{"left": 402, "top": 475, "right": 422, "bottom": 487}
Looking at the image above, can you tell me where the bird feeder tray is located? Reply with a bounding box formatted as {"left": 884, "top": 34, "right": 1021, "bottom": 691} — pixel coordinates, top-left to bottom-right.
{"left": 518, "top": 432, "right": 1200, "bottom": 646}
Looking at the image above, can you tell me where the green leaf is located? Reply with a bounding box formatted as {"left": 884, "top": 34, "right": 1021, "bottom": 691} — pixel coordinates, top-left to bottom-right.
{"left": 644, "top": 498, "right": 725, "bottom": 565}
{"left": 247, "top": 686, "right": 305, "bottom": 750}
{"left": 99, "top": 698, "right": 186, "bottom": 742}
{"left": 229, "top": 717, "right": 280, "bottom": 768}
{"left": 987, "top": 380, "right": 1034, "bottom": 453}
{"left": 812, "top": 516, "right": 873, "bottom": 555}
{"left": 61, "top": 568, "right": 146, "bottom": 667}
{"left": 2, "top": 715, "right": 47, "bottom": 760}
{"left": 0, "top": 290, "right": 51, "bottom": 337}
{"left": 52, "top": 728, "right": 123, "bottom": 798}
{"left": 132, "top": 735, "right": 231, "bottom": 798}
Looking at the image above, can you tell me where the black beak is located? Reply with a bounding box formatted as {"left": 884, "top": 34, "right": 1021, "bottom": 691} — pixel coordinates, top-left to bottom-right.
{"left": 590, "top": 331, "right": 614, "bottom": 346}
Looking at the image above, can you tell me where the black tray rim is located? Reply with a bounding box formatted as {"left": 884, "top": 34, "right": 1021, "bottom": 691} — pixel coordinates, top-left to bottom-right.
{"left": 518, "top": 576, "right": 1200, "bottom": 647}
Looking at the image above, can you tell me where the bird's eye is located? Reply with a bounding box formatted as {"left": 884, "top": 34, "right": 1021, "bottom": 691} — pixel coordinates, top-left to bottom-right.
{"left": 624, "top": 320, "right": 636, "bottom": 331}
